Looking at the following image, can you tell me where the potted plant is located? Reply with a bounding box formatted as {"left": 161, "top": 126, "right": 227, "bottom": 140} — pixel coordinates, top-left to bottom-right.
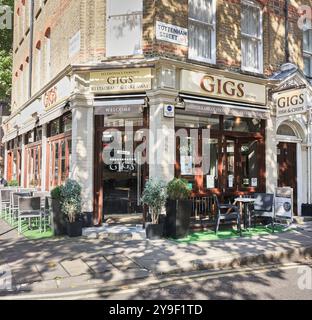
{"left": 142, "top": 179, "right": 167, "bottom": 240}
{"left": 60, "top": 180, "right": 83, "bottom": 237}
{"left": 165, "top": 178, "right": 192, "bottom": 239}
{"left": 8, "top": 180, "right": 19, "bottom": 187}
{"left": 50, "top": 185, "right": 67, "bottom": 236}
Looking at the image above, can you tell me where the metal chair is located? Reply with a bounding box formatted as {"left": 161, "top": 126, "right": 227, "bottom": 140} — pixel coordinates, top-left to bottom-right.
{"left": 10, "top": 192, "right": 32, "bottom": 224}
{"left": 17, "top": 197, "right": 43, "bottom": 235}
{"left": 0, "top": 189, "right": 17, "bottom": 220}
{"left": 213, "top": 194, "right": 242, "bottom": 236}
{"left": 250, "top": 193, "right": 275, "bottom": 232}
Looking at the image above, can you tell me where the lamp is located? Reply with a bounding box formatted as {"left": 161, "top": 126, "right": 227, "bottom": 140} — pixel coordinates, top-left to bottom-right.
{"left": 175, "top": 95, "right": 185, "bottom": 109}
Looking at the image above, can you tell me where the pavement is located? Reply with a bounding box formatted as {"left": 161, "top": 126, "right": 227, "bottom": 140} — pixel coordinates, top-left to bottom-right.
{"left": 1, "top": 219, "right": 312, "bottom": 296}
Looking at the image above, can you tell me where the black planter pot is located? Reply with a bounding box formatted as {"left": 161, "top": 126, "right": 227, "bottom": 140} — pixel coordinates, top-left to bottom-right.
{"left": 66, "top": 221, "right": 83, "bottom": 237}
{"left": 52, "top": 198, "right": 67, "bottom": 236}
{"left": 146, "top": 223, "right": 164, "bottom": 240}
{"left": 82, "top": 212, "right": 94, "bottom": 228}
{"left": 165, "top": 199, "right": 192, "bottom": 239}
{"left": 302, "top": 204, "right": 312, "bottom": 217}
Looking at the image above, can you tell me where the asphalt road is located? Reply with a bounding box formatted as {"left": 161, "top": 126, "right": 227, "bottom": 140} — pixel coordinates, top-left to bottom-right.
{"left": 2, "top": 260, "right": 312, "bottom": 300}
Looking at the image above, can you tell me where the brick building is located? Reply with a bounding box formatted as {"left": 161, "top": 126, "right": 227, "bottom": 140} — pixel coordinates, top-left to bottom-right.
{"left": 2, "top": 0, "right": 312, "bottom": 224}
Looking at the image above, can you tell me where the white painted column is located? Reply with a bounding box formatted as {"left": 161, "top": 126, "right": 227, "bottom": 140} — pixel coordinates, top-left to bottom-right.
{"left": 20, "top": 135, "right": 26, "bottom": 188}
{"left": 148, "top": 91, "right": 176, "bottom": 183}
{"left": 297, "top": 143, "right": 303, "bottom": 216}
{"left": 266, "top": 115, "right": 278, "bottom": 194}
{"left": 70, "top": 95, "right": 94, "bottom": 213}
{"left": 41, "top": 124, "right": 47, "bottom": 191}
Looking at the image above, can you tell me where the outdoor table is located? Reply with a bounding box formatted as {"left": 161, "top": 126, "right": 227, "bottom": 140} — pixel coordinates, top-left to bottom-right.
{"left": 234, "top": 197, "right": 255, "bottom": 230}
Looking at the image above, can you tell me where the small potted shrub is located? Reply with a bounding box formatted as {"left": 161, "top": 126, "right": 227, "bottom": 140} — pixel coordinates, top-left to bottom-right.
{"left": 61, "top": 180, "right": 83, "bottom": 237}
{"left": 8, "top": 180, "right": 19, "bottom": 187}
{"left": 165, "top": 178, "right": 192, "bottom": 239}
{"left": 142, "top": 179, "right": 167, "bottom": 240}
{"left": 50, "top": 185, "right": 67, "bottom": 236}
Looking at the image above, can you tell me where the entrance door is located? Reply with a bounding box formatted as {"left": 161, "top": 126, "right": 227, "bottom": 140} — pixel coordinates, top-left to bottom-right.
{"left": 223, "top": 137, "right": 263, "bottom": 194}
{"left": 101, "top": 129, "right": 143, "bottom": 216}
{"left": 277, "top": 142, "right": 297, "bottom": 214}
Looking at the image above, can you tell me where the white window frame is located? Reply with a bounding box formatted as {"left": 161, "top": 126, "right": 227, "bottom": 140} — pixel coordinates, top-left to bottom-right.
{"left": 303, "top": 28, "right": 312, "bottom": 78}
{"left": 36, "top": 46, "right": 41, "bottom": 92}
{"left": 241, "top": 0, "right": 263, "bottom": 74}
{"left": 188, "top": 0, "right": 217, "bottom": 64}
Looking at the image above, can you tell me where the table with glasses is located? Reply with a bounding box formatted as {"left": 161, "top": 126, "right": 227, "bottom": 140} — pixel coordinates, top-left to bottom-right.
{"left": 234, "top": 197, "right": 256, "bottom": 230}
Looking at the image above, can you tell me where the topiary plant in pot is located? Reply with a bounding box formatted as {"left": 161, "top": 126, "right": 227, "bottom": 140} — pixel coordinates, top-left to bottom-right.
{"left": 50, "top": 185, "right": 66, "bottom": 236}
{"left": 142, "top": 179, "right": 167, "bottom": 240}
{"left": 60, "top": 180, "right": 83, "bottom": 237}
{"left": 165, "top": 178, "right": 192, "bottom": 239}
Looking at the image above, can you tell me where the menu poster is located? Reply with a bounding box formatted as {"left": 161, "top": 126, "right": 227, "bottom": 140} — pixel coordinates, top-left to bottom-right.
{"left": 206, "top": 175, "right": 215, "bottom": 189}
{"left": 251, "top": 178, "right": 258, "bottom": 187}
{"left": 181, "top": 156, "right": 193, "bottom": 175}
{"left": 228, "top": 175, "right": 234, "bottom": 188}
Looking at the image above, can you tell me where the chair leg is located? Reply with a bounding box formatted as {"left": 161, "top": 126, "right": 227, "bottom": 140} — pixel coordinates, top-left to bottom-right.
{"left": 271, "top": 219, "right": 274, "bottom": 233}
{"left": 215, "top": 217, "right": 220, "bottom": 234}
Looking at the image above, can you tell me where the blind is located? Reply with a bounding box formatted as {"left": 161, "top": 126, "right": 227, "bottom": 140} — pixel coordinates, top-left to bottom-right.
{"left": 188, "top": 0, "right": 215, "bottom": 63}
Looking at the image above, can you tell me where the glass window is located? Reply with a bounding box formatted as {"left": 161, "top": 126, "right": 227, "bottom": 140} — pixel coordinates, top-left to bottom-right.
{"left": 240, "top": 141, "right": 258, "bottom": 188}
{"left": 49, "top": 118, "right": 61, "bottom": 137}
{"left": 303, "top": 29, "right": 312, "bottom": 77}
{"left": 189, "top": 0, "right": 216, "bottom": 63}
{"left": 224, "top": 116, "right": 262, "bottom": 133}
{"left": 205, "top": 138, "right": 218, "bottom": 189}
{"left": 62, "top": 113, "right": 72, "bottom": 132}
{"left": 176, "top": 114, "right": 220, "bottom": 130}
{"left": 241, "top": 1, "right": 263, "bottom": 73}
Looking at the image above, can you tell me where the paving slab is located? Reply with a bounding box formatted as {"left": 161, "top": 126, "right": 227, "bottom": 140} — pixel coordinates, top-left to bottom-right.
{"left": 60, "top": 259, "right": 92, "bottom": 277}
{"left": 104, "top": 254, "right": 141, "bottom": 270}
{"left": 36, "top": 262, "right": 69, "bottom": 280}
{"left": 83, "top": 257, "right": 116, "bottom": 274}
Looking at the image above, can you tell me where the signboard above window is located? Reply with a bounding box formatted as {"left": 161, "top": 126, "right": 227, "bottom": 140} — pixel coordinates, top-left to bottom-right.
{"left": 274, "top": 88, "right": 307, "bottom": 117}
{"left": 180, "top": 70, "right": 266, "bottom": 105}
{"left": 90, "top": 68, "right": 152, "bottom": 94}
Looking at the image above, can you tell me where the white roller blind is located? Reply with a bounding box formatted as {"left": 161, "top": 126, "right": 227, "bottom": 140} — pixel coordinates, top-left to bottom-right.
{"left": 241, "top": 2, "right": 263, "bottom": 73}
{"left": 188, "top": 0, "right": 216, "bottom": 64}
{"left": 106, "top": 0, "right": 143, "bottom": 57}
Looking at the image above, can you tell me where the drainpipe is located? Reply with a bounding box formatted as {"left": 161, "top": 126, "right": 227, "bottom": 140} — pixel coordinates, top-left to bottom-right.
{"left": 284, "top": 0, "right": 290, "bottom": 63}
{"left": 28, "top": 0, "right": 35, "bottom": 99}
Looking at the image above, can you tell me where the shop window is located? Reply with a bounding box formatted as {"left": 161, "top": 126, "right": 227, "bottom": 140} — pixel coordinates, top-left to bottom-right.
{"left": 48, "top": 118, "right": 61, "bottom": 137}
{"left": 241, "top": 1, "right": 263, "bottom": 73}
{"left": 48, "top": 136, "right": 72, "bottom": 189}
{"left": 188, "top": 0, "right": 216, "bottom": 64}
{"left": 224, "top": 116, "right": 262, "bottom": 133}
{"left": 277, "top": 124, "right": 296, "bottom": 137}
{"left": 106, "top": 0, "right": 143, "bottom": 57}
{"left": 26, "top": 145, "right": 41, "bottom": 188}
{"left": 303, "top": 29, "right": 312, "bottom": 77}
{"left": 240, "top": 140, "right": 258, "bottom": 188}
{"left": 176, "top": 114, "right": 220, "bottom": 130}
{"left": 61, "top": 113, "right": 72, "bottom": 132}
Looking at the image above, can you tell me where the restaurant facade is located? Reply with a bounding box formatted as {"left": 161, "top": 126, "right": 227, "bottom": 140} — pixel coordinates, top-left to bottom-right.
{"left": 4, "top": 0, "right": 312, "bottom": 225}
{"left": 4, "top": 59, "right": 312, "bottom": 224}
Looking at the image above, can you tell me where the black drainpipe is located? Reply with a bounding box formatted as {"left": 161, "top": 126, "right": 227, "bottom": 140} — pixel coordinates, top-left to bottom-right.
{"left": 285, "top": 0, "right": 289, "bottom": 63}
{"left": 28, "top": 0, "right": 35, "bottom": 99}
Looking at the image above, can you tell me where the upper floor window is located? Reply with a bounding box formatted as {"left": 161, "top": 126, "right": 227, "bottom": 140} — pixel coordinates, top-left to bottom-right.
{"left": 303, "top": 29, "right": 312, "bottom": 77}
{"left": 241, "top": 1, "right": 263, "bottom": 73}
{"left": 188, "top": 0, "right": 216, "bottom": 64}
{"left": 106, "top": 0, "right": 143, "bottom": 57}
{"left": 45, "top": 28, "right": 51, "bottom": 83}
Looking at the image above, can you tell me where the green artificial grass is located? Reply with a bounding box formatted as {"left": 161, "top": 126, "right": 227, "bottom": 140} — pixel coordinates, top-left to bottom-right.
{"left": 1, "top": 214, "right": 53, "bottom": 240}
{"left": 174, "top": 225, "right": 288, "bottom": 244}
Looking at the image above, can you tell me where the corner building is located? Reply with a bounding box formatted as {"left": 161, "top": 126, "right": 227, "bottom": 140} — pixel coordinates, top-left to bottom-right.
{"left": 3, "top": 0, "right": 312, "bottom": 224}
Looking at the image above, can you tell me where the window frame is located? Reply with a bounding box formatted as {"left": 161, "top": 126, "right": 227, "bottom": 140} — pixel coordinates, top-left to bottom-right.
{"left": 188, "top": 0, "right": 217, "bottom": 64}
{"left": 303, "top": 28, "right": 312, "bottom": 78}
{"left": 241, "top": 0, "right": 263, "bottom": 74}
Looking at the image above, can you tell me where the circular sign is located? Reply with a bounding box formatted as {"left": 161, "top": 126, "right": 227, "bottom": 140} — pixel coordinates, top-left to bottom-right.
{"left": 283, "top": 202, "right": 291, "bottom": 212}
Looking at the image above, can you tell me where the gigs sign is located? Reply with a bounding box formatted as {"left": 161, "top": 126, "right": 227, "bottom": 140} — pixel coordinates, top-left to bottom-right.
{"left": 90, "top": 68, "right": 152, "bottom": 94}
{"left": 180, "top": 70, "right": 266, "bottom": 105}
{"left": 274, "top": 88, "right": 307, "bottom": 117}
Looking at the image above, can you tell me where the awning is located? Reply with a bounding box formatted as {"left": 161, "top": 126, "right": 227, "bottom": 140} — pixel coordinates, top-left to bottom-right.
{"left": 180, "top": 94, "right": 270, "bottom": 119}
{"left": 94, "top": 95, "right": 146, "bottom": 115}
